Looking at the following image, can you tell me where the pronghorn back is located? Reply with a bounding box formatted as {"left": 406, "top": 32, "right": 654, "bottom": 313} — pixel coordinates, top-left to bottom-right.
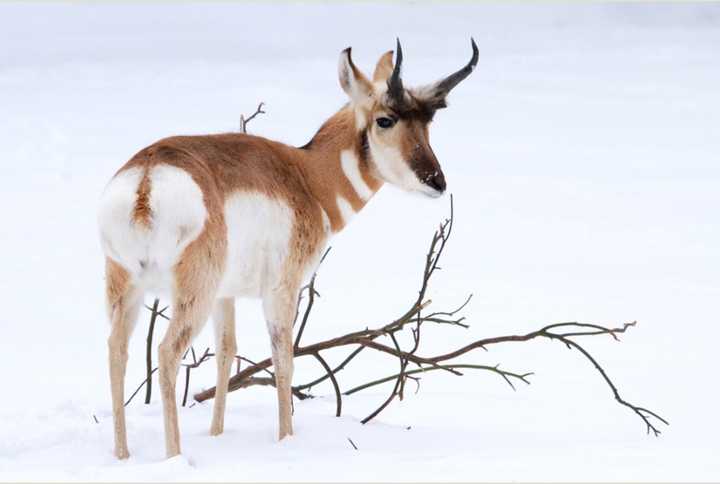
{"left": 99, "top": 133, "right": 330, "bottom": 297}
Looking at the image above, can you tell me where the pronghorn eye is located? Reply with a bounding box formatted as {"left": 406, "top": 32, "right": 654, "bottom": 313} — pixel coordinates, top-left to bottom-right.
{"left": 376, "top": 117, "right": 395, "bottom": 129}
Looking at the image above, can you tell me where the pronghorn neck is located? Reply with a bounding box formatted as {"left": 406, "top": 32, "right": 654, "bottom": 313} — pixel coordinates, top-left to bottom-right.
{"left": 298, "top": 106, "right": 383, "bottom": 233}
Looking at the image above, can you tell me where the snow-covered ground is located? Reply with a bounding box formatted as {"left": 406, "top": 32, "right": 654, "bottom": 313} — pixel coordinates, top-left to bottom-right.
{"left": 1, "top": 2, "right": 719, "bottom": 481}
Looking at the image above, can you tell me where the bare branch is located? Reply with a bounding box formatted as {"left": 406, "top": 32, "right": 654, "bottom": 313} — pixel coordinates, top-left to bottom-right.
{"left": 313, "top": 352, "right": 342, "bottom": 417}
{"left": 120, "top": 194, "right": 664, "bottom": 438}
{"left": 144, "top": 298, "right": 161, "bottom": 404}
{"left": 239, "top": 102, "right": 266, "bottom": 133}
{"left": 294, "top": 247, "right": 331, "bottom": 349}
{"left": 344, "top": 364, "right": 533, "bottom": 396}
{"left": 295, "top": 345, "right": 365, "bottom": 391}
{"left": 548, "top": 331, "right": 668, "bottom": 435}
{"left": 125, "top": 367, "right": 158, "bottom": 407}
{"left": 360, "top": 366, "right": 403, "bottom": 425}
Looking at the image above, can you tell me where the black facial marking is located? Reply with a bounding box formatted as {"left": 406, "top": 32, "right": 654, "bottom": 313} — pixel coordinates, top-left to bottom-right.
{"left": 359, "top": 128, "right": 370, "bottom": 161}
{"left": 386, "top": 91, "right": 437, "bottom": 123}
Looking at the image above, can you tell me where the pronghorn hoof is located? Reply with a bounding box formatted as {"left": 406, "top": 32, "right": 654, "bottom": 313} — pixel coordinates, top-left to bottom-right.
{"left": 115, "top": 448, "right": 130, "bottom": 460}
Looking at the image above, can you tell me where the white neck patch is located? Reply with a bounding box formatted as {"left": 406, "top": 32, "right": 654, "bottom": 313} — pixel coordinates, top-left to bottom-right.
{"left": 340, "top": 149, "right": 374, "bottom": 202}
{"left": 335, "top": 195, "right": 356, "bottom": 230}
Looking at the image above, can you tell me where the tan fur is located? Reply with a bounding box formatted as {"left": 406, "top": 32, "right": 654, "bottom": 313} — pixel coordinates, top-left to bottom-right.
{"left": 105, "top": 258, "right": 139, "bottom": 460}
{"left": 132, "top": 169, "right": 152, "bottom": 229}
{"left": 373, "top": 50, "right": 394, "bottom": 82}
{"left": 298, "top": 108, "right": 383, "bottom": 230}
{"left": 105, "top": 258, "right": 130, "bottom": 316}
{"left": 339, "top": 47, "right": 375, "bottom": 109}
{"left": 210, "top": 298, "right": 236, "bottom": 436}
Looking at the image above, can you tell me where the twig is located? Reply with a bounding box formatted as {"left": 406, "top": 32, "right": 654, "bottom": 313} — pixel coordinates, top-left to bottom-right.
{"left": 216, "top": 375, "right": 313, "bottom": 400}
{"left": 239, "top": 102, "right": 266, "bottom": 133}
{"left": 182, "top": 366, "right": 191, "bottom": 407}
{"left": 144, "top": 298, "right": 160, "bottom": 404}
{"left": 360, "top": 333, "right": 407, "bottom": 425}
{"left": 360, "top": 366, "right": 403, "bottom": 425}
{"left": 295, "top": 345, "right": 365, "bottom": 391}
{"left": 181, "top": 347, "right": 213, "bottom": 407}
{"left": 294, "top": 247, "right": 331, "bottom": 350}
{"left": 344, "top": 364, "right": 533, "bottom": 396}
{"left": 313, "top": 352, "right": 342, "bottom": 417}
{"left": 548, "top": 329, "right": 668, "bottom": 435}
{"left": 294, "top": 273, "right": 318, "bottom": 350}
{"left": 125, "top": 367, "right": 158, "bottom": 407}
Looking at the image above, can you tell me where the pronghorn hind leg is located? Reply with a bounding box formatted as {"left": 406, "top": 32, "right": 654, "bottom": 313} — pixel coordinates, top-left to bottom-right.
{"left": 158, "top": 257, "right": 220, "bottom": 458}
{"left": 157, "top": 294, "right": 215, "bottom": 458}
{"left": 263, "top": 285, "right": 299, "bottom": 440}
{"left": 105, "top": 258, "right": 142, "bottom": 460}
{"left": 210, "top": 297, "right": 237, "bottom": 436}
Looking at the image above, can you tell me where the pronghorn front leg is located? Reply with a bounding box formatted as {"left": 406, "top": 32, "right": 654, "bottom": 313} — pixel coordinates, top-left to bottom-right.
{"left": 210, "top": 297, "right": 237, "bottom": 436}
{"left": 263, "top": 286, "right": 299, "bottom": 440}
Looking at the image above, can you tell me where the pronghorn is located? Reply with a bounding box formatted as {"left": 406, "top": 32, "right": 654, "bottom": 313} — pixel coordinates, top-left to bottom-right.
{"left": 98, "top": 39, "right": 478, "bottom": 459}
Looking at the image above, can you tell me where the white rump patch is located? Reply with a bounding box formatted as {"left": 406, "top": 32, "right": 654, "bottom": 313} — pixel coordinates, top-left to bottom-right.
{"left": 98, "top": 167, "right": 145, "bottom": 266}
{"left": 341, "top": 150, "right": 373, "bottom": 202}
{"left": 146, "top": 164, "right": 207, "bottom": 270}
{"left": 97, "top": 164, "right": 207, "bottom": 291}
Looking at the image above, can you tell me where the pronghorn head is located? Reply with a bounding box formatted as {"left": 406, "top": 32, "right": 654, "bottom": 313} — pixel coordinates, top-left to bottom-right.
{"left": 338, "top": 39, "right": 478, "bottom": 198}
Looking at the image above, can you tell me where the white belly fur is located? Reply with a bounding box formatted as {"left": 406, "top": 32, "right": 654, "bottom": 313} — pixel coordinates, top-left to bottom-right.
{"left": 99, "top": 166, "right": 321, "bottom": 299}
{"left": 216, "top": 192, "right": 295, "bottom": 298}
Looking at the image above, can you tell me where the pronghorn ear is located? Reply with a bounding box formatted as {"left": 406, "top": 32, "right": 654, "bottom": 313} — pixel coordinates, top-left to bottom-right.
{"left": 338, "top": 47, "right": 374, "bottom": 106}
{"left": 372, "top": 50, "right": 394, "bottom": 83}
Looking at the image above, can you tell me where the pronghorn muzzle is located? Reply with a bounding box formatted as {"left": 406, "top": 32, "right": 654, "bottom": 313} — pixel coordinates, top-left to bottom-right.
{"left": 411, "top": 143, "right": 446, "bottom": 196}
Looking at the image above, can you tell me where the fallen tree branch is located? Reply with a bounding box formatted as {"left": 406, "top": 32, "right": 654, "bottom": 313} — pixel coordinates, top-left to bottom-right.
{"left": 190, "top": 196, "right": 667, "bottom": 436}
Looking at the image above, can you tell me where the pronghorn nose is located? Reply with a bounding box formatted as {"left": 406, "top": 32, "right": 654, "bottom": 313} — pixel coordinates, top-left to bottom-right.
{"left": 427, "top": 172, "right": 446, "bottom": 193}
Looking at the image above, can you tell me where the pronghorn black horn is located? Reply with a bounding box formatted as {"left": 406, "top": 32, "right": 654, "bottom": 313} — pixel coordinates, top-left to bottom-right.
{"left": 387, "top": 38, "right": 404, "bottom": 102}
{"left": 432, "top": 38, "right": 479, "bottom": 97}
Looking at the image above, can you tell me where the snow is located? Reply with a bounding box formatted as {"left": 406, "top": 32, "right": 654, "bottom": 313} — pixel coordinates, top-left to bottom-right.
{"left": 1, "top": 1, "right": 719, "bottom": 481}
